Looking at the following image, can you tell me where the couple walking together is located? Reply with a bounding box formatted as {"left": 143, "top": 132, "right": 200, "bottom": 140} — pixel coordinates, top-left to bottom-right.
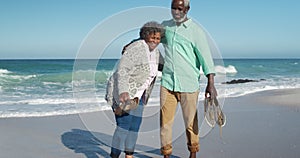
{"left": 105, "top": 0, "right": 217, "bottom": 157}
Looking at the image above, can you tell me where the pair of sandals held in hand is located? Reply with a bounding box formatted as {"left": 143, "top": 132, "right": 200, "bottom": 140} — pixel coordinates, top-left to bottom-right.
{"left": 204, "top": 97, "right": 226, "bottom": 136}
{"left": 114, "top": 98, "right": 139, "bottom": 116}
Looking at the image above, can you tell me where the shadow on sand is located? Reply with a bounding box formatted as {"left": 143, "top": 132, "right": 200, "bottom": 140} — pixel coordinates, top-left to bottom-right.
{"left": 61, "top": 129, "right": 180, "bottom": 158}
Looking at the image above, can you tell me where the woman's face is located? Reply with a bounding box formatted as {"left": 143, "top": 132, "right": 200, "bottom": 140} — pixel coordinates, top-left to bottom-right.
{"left": 145, "top": 32, "right": 161, "bottom": 51}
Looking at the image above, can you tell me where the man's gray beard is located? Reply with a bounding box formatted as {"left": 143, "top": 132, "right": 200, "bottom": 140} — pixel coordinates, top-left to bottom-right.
{"left": 173, "top": 14, "right": 187, "bottom": 23}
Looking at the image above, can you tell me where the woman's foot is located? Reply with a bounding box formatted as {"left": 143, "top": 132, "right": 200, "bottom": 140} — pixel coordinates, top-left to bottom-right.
{"left": 125, "top": 151, "right": 134, "bottom": 158}
{"left": 125, "top": 155, "right": 133, "bottom": 158}
{"left": 164, "top": 155, "right": 170, "bottom": 158}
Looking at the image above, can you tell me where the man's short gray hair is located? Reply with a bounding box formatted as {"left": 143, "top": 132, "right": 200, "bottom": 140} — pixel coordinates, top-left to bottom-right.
{"left": 139, "top": 21, "right": 165, "bottom": 40}
{"left": 172, "top": 0, "right": 190, "bottom": 7}
{"left": 183, "top": 0, "right": 190, "bottom": 7}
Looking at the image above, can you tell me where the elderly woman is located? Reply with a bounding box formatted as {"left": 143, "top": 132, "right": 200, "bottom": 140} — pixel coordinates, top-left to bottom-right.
{"left": 105, "top": 21, "right": 164, "bottom": 158}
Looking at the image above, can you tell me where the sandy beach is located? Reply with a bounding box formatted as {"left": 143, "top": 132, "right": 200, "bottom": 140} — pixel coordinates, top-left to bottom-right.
{"left": 0, "top": 88, "right": 300, "bottom": 158}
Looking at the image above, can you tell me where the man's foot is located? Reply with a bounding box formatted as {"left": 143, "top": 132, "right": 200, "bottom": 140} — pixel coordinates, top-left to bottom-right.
{"left": 189, "top": 152, "right": 196, "bottom": 158}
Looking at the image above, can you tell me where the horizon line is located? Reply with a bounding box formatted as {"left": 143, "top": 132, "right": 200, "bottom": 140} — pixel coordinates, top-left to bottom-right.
{"left": 0, "top": 57, "right": 300, "bottom": 60}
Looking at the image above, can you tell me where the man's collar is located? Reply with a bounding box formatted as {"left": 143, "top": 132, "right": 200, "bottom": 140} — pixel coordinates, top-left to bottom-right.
{"left": 172, "top": 18, "right": 192, "bottom": 28}
{"left": 182, "top": 18, "right": 192, "bottom": 28}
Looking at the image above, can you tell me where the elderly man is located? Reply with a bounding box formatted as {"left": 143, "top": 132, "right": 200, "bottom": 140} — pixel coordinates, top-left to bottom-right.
{"left": 160, "top": 0, "right": 217, "bottom": 158}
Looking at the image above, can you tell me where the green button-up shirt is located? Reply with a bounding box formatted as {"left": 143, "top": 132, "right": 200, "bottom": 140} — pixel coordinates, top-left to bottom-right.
{"left": 161, "top": 19, "right": 216, "bottom": 92}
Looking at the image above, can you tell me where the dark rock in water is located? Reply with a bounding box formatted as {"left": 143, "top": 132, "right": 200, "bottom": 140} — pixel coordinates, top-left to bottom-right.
{"left": 222, "top": 79, "right": 266, "bottom": 84}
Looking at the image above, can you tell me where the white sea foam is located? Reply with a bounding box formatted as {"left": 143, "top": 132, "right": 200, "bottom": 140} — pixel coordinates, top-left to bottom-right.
{"left": 0, "top": 69, "right": 11, "bottom": 74}
{"left": 0, "top": 71, "right": 36, "bottom": 81}
{"left": 200, "top": 65, "right": 237, "bottom": 75}
{"left": 9, "top": 74, "right": 36, "bottom": 80}
{"left": 42, "top": 81, "right": 67, "bottom": 86}
{"left": 0, "top": 97, "right": 108, "bottom": 106}
{"left": 215, "top": 65, "right": 237, "bottom": 74}
{"left": 0, "top": 96, "right": 111, "bottom": 118}
{"left": 221, "top": 79, "right": 300, "bottom": 98}
{"left": 0, "top": 108, "right": 104, "bottom": 118}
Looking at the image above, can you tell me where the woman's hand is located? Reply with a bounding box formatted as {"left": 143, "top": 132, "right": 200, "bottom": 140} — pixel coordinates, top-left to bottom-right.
{"left": 119, "top": 92, "right": 130, "bottom": 103}
{"left": 114, "top": 106, "right": 123, "bottom": 116}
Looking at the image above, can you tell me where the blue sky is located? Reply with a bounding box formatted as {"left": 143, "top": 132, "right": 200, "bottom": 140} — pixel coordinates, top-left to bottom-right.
{"left": 0, "top": 0, "right": 299, "bottom": 59}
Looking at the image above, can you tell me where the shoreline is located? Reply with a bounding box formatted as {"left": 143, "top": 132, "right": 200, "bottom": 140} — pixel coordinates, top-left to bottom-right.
{"left": 0, "top": 88, "right": 299, "bottom": 158}
{"left": 1, "top": 87, "right": 299, "bottom": 119}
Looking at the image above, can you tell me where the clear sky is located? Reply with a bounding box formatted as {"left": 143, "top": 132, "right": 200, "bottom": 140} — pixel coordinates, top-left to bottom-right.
{"left": 0, "top": 0, "right": 299, "bottom": 59}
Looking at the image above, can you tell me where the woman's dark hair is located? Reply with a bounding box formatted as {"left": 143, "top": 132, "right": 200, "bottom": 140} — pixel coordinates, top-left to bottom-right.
{"left": 139, "top": 21, "right": 164, "bottom": 40}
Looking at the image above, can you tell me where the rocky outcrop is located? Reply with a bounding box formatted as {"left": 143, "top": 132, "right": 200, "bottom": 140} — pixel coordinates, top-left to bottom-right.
{"left": 222, "top": 79, "right": 266, "bottom": 84}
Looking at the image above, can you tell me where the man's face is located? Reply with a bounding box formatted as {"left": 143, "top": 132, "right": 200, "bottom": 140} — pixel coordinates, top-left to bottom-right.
{"left": 171, "top": 0, "right": 189, "bottom": 22}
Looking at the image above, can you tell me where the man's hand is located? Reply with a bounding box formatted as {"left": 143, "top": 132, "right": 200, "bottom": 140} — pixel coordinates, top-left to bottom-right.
{"left": 205, "top": 74, "right": 218, "bottom": 98}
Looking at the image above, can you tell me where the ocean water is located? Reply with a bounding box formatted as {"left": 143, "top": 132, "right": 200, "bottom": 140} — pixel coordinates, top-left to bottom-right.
{"left": 0, "top": 59, "right": 299, "bottom": 118}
